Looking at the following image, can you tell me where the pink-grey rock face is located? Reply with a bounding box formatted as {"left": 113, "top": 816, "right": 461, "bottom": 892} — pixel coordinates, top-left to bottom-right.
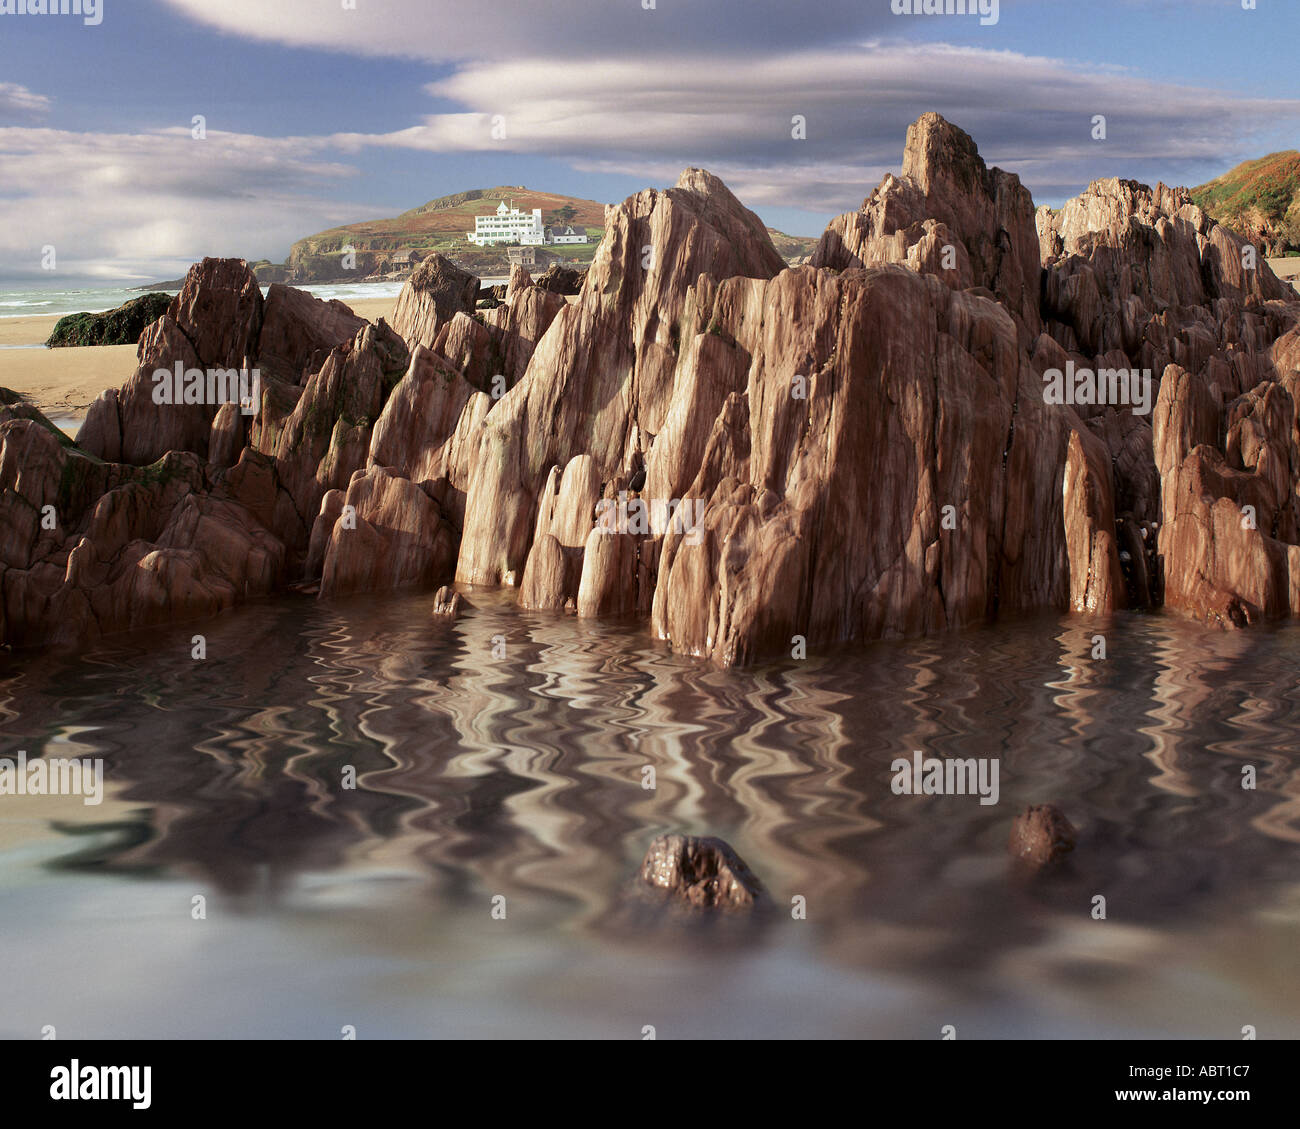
{"left": 76, "top": 259, "right": 379, "bottom": 472}
{"left": 649, "top": 264, "right": 1080, "bottom": 664}
{"left": 390, "top": 254, "right": 480, "bottom": 350}
{"left": 257, "top": 283, "right": 369, "bottom": 386}
{"left": 314, "top": 465, "right": 456, "bottom": 599}
{"left": 0, "top": 413, "right": 287, "bottom": 648}
{"left": 812, "top": 112, "right": 1042, "bottom": 343}
{"left": 456, "top": 167, "right": 786, "bottom": 590}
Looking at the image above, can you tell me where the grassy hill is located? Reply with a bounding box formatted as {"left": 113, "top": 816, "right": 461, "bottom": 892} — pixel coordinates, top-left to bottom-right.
{"left": 767, "top": 228, "right": 819, "bottom": 261}
{"left": 271, "top": 186, "right": 821, "bottom": 284}
{"left": 285, "top": 186, "right": 609, "bottom": 281}
{"left": 1193, "top": 151, "right": 1300, "bottom": 255}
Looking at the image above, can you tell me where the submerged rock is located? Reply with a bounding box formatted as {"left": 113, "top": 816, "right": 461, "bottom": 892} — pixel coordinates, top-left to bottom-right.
{"left": 1008, "top": 804, "right": 1077, "bottom": 869}
{"left": 432, "top": 585, "right": 462, "bottom": 619}
{"left": 637, "top": 834, "right": 765, "bottom": 910}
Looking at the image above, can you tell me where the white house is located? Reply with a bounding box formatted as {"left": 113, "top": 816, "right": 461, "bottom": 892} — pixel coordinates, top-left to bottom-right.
{"left": 467, "top": 201, "right": 545, "bottom": 246}
{"left": 546, "top": 224, "right": 588, "bottom": 245}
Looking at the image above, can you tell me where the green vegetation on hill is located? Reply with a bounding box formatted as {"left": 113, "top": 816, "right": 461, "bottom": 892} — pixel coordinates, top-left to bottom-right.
{"left": 766, "top": 228, "right": 819, "bottom": 261}
{"left": 251, "top": 185, "right": 819, "bottom": 285}
{"left": 1193, "top": 151, "right": 1300, "bottom": 254}
{"left": 283, "top": 186, "right": 609, "bottom": 282}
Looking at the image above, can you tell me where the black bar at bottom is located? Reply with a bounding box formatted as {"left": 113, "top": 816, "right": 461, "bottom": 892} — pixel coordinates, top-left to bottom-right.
{"left": 0, "top": 1038, "right": 1287, "bottom": 1116}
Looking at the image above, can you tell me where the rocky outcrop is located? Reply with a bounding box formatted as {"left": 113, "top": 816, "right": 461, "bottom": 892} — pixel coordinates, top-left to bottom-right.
{"left": 251, "top": 320, "right": 410, "bottom": 556}
{"left": 76, "top": 259, "right": 374, "bottom": 471}
{"left": 2, "top": 260, "right": 411, "bottom": 647}
{"left": 45, "top": 293, "right": 172, "bottom": 348}
{"left": 390, "top": 254, "right": 479, "bottom": 350}
{"left": 1151, "top": 352, "right": 1300, "bottom": 626}
{"left": 1036, "top": 175, "right": 1300, "bottom": 629}
{"left": 256, "top": 283, "right": 368, "bottom": 386}
{"left": 9, "top": 115, "right": 1300, "bottom": 661}
{"left": 432, "top": 275, "right": 565, "bottom": 395}
{"left": 456, "top": 167, "right": 785, "bottom": 589}
{"left": 812, "top": 112, "right": 1042, "bottom": 342}
{"left": 0, "top": 418, "right": 286, "bottom": 648}
{"left": 313, "top": 465, "right": 456, "bottom": 599}
{"left": 648, "top": 264, "right": 1083, "bottom": 664}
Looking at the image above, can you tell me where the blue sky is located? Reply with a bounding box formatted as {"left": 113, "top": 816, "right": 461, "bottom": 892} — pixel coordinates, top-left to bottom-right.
{"left": 0, "top": 0, "right": 1296, "bottom": 283}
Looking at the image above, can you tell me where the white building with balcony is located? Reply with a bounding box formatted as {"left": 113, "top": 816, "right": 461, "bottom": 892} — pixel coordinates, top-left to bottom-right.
{"left": 467, "top": 201, "right": 545, "bottom": 246}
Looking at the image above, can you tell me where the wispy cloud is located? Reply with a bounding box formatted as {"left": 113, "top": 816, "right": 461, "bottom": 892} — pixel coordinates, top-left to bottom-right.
{"left": 157, "top": 0, "right": 890, "bottom": 61}
{"left": 335, "top": 44, "right": 1300, "bottom": 213}
{"left": 0, "top": 82, "right": 52, "bottom": 121}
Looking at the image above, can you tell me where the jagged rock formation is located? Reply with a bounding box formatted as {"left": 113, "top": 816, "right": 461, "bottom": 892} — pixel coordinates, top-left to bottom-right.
{"left": 5, "top": 115, "right": 1300, "bottom": 660}
{"left": 456, "top": 167, "right": 786, "bottom": 592}
{"left": 389, "top": 254, "right": 479, "bottom": 350}
{"left": 812, "top": 112, "right": 1043, "bottom": 343}
{"left": 531, "top": 263, "right": 586, "bottom": 295}
{"left": 1039, "top": 178, "right": 1300, "bottom": 620}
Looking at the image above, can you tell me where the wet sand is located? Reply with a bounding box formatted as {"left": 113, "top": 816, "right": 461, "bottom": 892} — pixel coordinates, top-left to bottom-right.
{"left": 0, "top": 297, "right": 398, "bottom": 424}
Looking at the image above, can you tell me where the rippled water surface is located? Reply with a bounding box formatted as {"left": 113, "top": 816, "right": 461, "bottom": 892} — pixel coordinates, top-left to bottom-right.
{"left": 2, "top": 591, "right": 1298, "bottom": 1039}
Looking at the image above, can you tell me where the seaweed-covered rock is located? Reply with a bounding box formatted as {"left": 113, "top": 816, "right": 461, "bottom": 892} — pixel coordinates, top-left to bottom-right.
{"left": 45, "top": 293, "right": 172, "bottom": 348}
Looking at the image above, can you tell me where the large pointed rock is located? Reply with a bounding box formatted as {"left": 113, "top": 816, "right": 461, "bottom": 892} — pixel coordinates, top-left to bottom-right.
{"left": 456, "top": 167, "right": 785, "bottom": 588}
{"left": 390, "top": 254, "right": 479, "bottom": 350}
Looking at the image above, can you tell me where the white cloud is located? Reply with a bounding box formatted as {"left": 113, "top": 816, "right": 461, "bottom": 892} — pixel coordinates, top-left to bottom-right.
{"left": 157, "top": 0, "right": 890, "bottom": 61}
{"left": 0, "top": 82, "right": 52, "bottom": 120}
{"left": 6, "top": 23, "right": 1298, "bottom": 281}
{"left": 0, "top": 126, "right": 374, "bottom": 281}
{"left": 334, "top": 43, "right": 1300, "bottom": 214}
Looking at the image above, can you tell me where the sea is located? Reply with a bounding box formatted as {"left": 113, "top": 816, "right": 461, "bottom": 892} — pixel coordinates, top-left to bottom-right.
{"left": 0, "top": 281, "right": 411, "bottom": 325}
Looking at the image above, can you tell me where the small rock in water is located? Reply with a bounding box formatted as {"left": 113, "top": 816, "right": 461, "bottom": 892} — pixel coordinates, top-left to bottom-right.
{"left": 1008, "top": 804, "right": 1076, "bottom": 869}
{"left": 432, "top": 585, "right": 462, "bottom": 620}
{"left": 638, "top": 834, "right": 764, "bottom": 910}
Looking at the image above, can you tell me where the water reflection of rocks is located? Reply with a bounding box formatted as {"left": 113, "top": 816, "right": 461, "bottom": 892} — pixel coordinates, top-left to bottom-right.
{"left": 2, "top": 589, "right": 1299, "bottom": 983}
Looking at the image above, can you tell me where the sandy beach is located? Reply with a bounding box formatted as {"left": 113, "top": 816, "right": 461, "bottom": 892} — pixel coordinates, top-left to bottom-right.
{"left": 0, "top": 296, "right": 397, "bottom": 427}
{"left": 1269, "top": 256, "right": 1300, "bottom": 286}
